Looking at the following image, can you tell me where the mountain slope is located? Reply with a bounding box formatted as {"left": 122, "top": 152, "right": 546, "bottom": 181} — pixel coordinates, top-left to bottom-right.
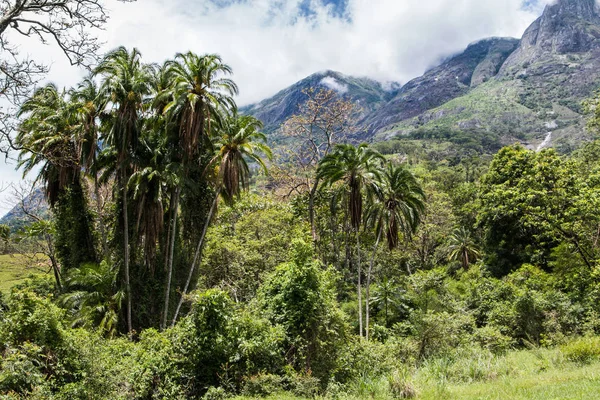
{"left": 363, "top": 37, "right": 520, "bottom": 134}
{"left": 374, "top": 0, "right": 600, "bottom": 149}
{"left": 240, "top": 70, "right": 394, "bottom": 135}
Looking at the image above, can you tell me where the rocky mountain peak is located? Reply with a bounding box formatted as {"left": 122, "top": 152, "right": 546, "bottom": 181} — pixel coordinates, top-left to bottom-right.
{"left": 544, "top": 0, "right": 599, "bottom": 22}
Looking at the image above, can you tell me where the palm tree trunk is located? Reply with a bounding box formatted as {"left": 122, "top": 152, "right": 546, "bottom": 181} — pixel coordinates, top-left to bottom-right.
{"left": 93, "top": 168, "right": 108, "bottom": 259}
{"left": 356, "top": 231, "right": 363, "bottom": 338}
{"left": 366, "top": 227, "right": 382, "bottom": 341}
{"left": 309, "top": 177, "right": 320, "bottom": 242}
{"left": 161, "top": 186, "right": 180, "bottom": 330}
{"left": 122, "top": 169, "right": 132, "bottom": 333}
{"left": 171, "top": 188, "right": 219, "bottom": 326}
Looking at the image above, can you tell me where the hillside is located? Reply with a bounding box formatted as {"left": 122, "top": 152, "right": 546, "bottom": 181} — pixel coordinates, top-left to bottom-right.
{"left": 240, "top": 70, "right": 394, "bottom": 135}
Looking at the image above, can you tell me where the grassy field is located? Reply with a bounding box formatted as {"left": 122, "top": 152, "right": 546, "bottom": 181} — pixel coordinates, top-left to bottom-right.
{"left": 232, "top": 345, "right": 600, "bottom": 400}
{"left": 0, "top": 253, "right": 47, "bottom": 293}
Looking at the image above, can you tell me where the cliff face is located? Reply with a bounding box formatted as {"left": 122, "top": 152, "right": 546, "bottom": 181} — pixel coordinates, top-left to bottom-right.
{"left": 362, "top": 38, "right": 520, "bottom": 134}
{"left": 500, "top": 0, "right": 600, "bottom": 74}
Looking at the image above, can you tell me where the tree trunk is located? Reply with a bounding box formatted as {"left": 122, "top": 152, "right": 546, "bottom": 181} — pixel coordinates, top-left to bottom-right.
{"left": 356, "top": 231, "right": 363, "bottom": 338}
{"left": 309, "top": 177, "right": 320, "bottom": 242}
{"left": 366, "top": 227, "right": 382, "bottom": 341}
{"left": 92, "top": 162, "right": 108, "bottom": 259}
{"left": 122, "top": 169, "right": 132, "bottom": 333}
{"left": 161, "top": 186, "right": 180, "bottom": 330}
{"left": 46, "top": 233, "right": 62, "bottom": 291}
{"left": 171, "top": 189, "right": 219, "bottom": 326}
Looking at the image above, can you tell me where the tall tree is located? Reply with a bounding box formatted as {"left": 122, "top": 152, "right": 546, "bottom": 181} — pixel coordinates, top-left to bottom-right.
{"left": 317, "top": 143, "right": 384, "bottom": 337}
{"left": 159, "top": 52, "right": 238, "bottom": 330}
{"left": 94, "top": 46, "right": 152, "bottom": 333}
{"left": 171, "top": 114, "right": 272, "bottom": 325}
{"left": 364, "top": 164, "right": 424, "bottom": 340}
{"left": 70, "top": 76, "right": 109, "bottom": 256}
{"left": 16, "top": 84, "right": 97, "bottom": 279}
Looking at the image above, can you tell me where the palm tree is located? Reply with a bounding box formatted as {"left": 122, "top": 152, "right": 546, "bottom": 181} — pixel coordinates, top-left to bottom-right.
{"left": 16, "top": 84, "right": 97, "bottom": 284}
{"left": 317, "top": 143, "right": 384, "bottom": 337}
{"left": 70, "top": 76, "right": 108, "bottom": 256}
{"left": 159, "top": 52, "right": 238, "bottom": 330}
{"left": 171, "top": 114, "right": 272, "bottom": 326}
{"left": 447, "top": 226, "right": 480, "bottom": 270}
{"left": 128, "top": 131, "right": 177, "bottom": 275}
{"left": 370, "top": 277, "right": 406, "bottom": 328}
{"left": 364, "top": 164, "right": 425, "bottom": 340}
{"left": 94, "top": 46, "right": 153, "bottom": 333}
{"left": 16, "top": 84, "right": 80, "bottom": 208}
{"left": 59, "top": 261, "right": 124, "bottom": 338}
{"left": 164, "top": 51, "right": 238, "bottom": 163}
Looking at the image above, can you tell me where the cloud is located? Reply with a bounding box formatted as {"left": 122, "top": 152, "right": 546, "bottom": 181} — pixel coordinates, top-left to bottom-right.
{"left": 39, "top": 0, "right": 553, "bottom": 105}
{"left": 320, "top": 76, "right": 349, "bottom": 93}
{"left": 0, "top": 0, "right": 557, "bottom": 213}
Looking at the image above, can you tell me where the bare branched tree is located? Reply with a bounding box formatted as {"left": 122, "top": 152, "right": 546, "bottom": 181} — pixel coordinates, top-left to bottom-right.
{"left": 274, "top": 88, "right": 359, "bottom": 241}
{"left": 0, "top": 0, "right": 134, "bottom": 153}
{"left": 4, "top": 180, "right": 59, "bottom": 287}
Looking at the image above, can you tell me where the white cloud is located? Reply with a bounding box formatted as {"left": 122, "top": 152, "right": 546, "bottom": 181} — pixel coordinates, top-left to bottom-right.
{"left": 0, "top": 0, "right": 559, "bottom": 213}
{"left": 320, "top": 76, "right": 349, "bottom": 93}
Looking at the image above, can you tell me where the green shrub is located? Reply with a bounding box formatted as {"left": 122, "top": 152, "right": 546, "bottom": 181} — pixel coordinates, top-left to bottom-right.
{"left": 387, "top": 369, "right": 417, "bottom": 399}
{"left": 561, "top": 336, "right": 600, "bottom": 364}
{"left": 473, "top": 325, "right": 514, "bottom": 354}
{"left": 203, "top": 386, "right": 228, "bottom": 400}
{"left": 258, "top": 239, "right": 348, "bottom": 384}
{"left": 241, "top": 373, "right": 284, "bottom": 397}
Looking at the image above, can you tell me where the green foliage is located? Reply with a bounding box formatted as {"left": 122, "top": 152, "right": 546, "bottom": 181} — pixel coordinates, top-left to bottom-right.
{"left": 53, "top": 181, "right": 97, "bottom": 272}
{"left": 201, "top": 194, "right": 307, "bottom": 300}
{"left": 59, "top": 261, "right": 124, "bottom": 337}
{"left": 561, "top": 336, "right": 600, "bottom": 364}
{"left": 258, "top": 240, "right": 348, "bottom": 383}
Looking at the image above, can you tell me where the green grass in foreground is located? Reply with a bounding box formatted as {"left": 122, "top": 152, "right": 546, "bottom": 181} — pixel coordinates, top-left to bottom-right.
{"left": 233, "top": 346, "right": 600, "bottom": 400}
{"left": 0, "top": 253, "right": 47, "bottom": 293}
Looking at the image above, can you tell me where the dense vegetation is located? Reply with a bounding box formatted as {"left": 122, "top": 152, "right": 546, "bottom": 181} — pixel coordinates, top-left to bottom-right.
{"left": 3, "top": 46, "right": 600, "bottom": 399}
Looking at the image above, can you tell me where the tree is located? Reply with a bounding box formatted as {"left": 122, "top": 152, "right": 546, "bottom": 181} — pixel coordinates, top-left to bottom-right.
{"left": 317, "top": 143, "right": 384, "bottom": 337}
{"left": 69, "top": 76, "right": 109, "bottom": 256}
{"left": 0, "top": 224, "right": 10, "bottom": 254}
{"left": 258, "top": 239, "right": 347, "bottom": 381}
{"left": 0, "top": 0, "right": 132, "bottom": 153}
{"left": 364, "top": 163, "right": 424, "bottom": 340}
{"left": 278, "top": 88, "right": 358, "bottom": 241}
{"left": 94, "top": 46, "right": 152, "bottom": 333}
{"left": 171, "top": 113, "right": 272, "bottom": 325}
{"left": 447, "top": 226, "right": 480, "bottom": 270}
{"left": 15, "top": 83, "right": 97, "bottom": 273}
{"left": 59, "top": 261, "right": 124, "bottom": 338}
{"left": 157, "top": 52, "right": 238, "bottom": 330}
{"left": 478, "top": 145, "right": 590, "bottom": 276}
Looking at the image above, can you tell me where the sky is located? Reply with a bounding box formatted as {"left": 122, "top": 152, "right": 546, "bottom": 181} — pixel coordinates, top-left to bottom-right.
{"left": 0, "top": 0, "right": 557, "bottom": 214}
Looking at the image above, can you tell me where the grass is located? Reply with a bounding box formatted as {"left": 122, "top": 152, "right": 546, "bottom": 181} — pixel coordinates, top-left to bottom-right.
{"left": 232, "top": 345, "right": 600, "bottom": 400}
{"left": 0, "top": 253, "right": 47, "bottom": 293}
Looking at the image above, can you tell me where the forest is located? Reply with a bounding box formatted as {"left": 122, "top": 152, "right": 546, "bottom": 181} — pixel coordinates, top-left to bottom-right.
{"left": 1, "top": 42, "right": 600, "bottom": 399}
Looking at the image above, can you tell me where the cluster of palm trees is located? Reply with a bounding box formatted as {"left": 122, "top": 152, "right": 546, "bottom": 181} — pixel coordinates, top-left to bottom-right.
{"left": 15, "top": 44, "right": 426, "bottom": 338}
{"left": 15, "top": 47, "right": 271, "bottom": 333}
{"left": 317, "top": 144, "right": 426, "bottom": 340}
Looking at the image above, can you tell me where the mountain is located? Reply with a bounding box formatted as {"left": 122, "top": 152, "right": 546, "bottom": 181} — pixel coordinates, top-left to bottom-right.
{"left": 244, "top": 0, "right": 600, "bottom": 152}
{"left": 0, "top": 188, "right": 49, "bottom": 232}
{"left": 363, "top": 37, "right": 520, "bottom": 134}
{"left": 240, "top": 70, "right": 395, "bottom": 135}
